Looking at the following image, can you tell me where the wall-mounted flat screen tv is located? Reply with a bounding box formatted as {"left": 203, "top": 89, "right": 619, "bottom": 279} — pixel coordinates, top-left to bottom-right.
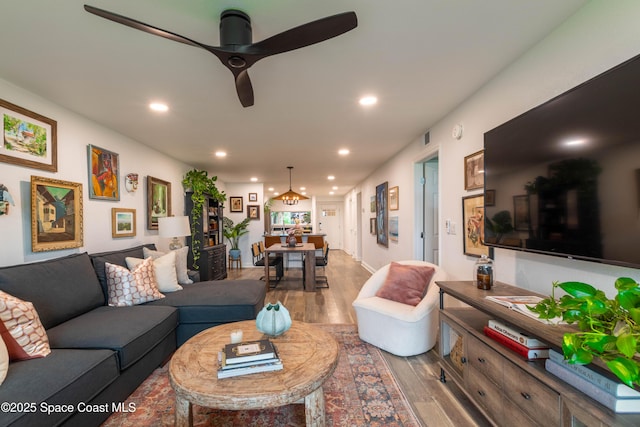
{"left": 484, "top": 53, "right": 640, "bottom": 269}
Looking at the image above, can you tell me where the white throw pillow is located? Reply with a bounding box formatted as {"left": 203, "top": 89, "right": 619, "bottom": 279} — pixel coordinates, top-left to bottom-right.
{"left": 144, "top": 246, "right": 193, "bottom": 285}
{"left": 0, "top": 337, "right": 8, "bottom": 385}
{"left": 126, "top": 252, "right": 182, "bottom": 292}
{"left": 106, "top": 258, "right": 165, "bottom": 306}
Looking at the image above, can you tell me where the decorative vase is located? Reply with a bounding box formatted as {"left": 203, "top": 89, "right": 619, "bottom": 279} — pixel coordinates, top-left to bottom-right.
{"left": 256, "top": 302, "right": 291, "bottom": 337}
{"left": 474, "top": 255, "right": 494, "bottom": 290}
{"left": 288, "top": 235, "right": 297, "bottom": 247}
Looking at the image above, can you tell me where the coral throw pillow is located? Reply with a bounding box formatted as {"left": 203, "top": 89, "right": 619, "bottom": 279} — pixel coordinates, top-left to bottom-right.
{"left": 106, "top": 257, "right": 165, "bottom": 307}
{"left": 375, "top": 262, "right": 436, "bottom": 306}
{"left": 0, "top": 290, "right": 51, "bottom": 361}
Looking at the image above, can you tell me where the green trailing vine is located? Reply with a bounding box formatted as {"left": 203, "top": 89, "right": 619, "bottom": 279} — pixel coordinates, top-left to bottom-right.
{"left": 529, "top": 278, "right": 640, "bottom": 387}
{"left": 181, "top": 169, "right": 226, "bottom": 269}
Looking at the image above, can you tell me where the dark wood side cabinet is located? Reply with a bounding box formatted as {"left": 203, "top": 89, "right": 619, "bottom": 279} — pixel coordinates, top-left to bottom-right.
{"left": 185, "top": 192, "right": 226, "bottom": 281}
{"left": 437, "top": 280, "right": 640, "bottom": 427}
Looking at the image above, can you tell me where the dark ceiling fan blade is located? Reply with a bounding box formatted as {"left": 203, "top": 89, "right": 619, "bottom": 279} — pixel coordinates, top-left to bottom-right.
{"left": 84, "top": 4, "right": 208, "bottom": 51}
{"left": 234, "top": 70, "right": 254, "bottom": 107}
{"left": 250, "top": 11, "right": 357, "bottom": 56}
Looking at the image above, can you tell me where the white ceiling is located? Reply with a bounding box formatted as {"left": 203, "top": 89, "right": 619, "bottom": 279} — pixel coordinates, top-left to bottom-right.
{"left": 0, "top": 0, "right": 586, "bottom": 197}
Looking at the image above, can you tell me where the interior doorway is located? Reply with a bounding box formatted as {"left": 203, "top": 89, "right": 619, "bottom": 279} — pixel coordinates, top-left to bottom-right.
{"left": 317, "top": 202, "right": 343, "bottom": 250}
{"left": 422, "top": 157, "right": 439, "bottom": 264}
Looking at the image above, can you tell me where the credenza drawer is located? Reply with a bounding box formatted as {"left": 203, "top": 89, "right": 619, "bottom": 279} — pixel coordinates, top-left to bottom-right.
{"left": 467, "top": 334, "right": 503, "bottom": 386}
{"left": 503, "top": 359, "right": 560, "bottom": 426}
{"left": 467, "top": 366, "right": 503, "bottom": 418}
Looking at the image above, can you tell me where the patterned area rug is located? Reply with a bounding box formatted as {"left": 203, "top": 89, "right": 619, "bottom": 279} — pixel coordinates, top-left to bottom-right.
{"left": 102, "top": 324, "right": 419, "bottom": 427}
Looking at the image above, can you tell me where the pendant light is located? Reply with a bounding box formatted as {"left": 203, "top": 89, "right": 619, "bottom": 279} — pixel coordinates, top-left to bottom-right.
{"left": 273, "top": 166, "right": 308, "bottom": 205}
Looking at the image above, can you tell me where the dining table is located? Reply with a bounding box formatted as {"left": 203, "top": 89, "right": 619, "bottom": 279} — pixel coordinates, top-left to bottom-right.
{"left": 264, "top": 243, "right": 316, "bottom": 291}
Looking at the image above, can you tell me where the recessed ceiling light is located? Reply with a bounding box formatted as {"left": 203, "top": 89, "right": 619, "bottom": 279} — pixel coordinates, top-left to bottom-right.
{"left": 250, "top": 177, "right": 258, "bottom": 182}
{"left": 327, "top": 175, "right": 335, "bottom": 180}
{"left": 149, "top": 102, "right": 169, "bottom": 112}
{"left": 300, "top": 186, "right": 306, "bottom": 191}
{"left": 268, "top": 187, "right": 274, "bottom": 191}
{"left": 274, "top": 192, "right": 280, "bottom": 196}
{"left": 301, "top": 191, "right": 307, "bottom": 195}
{"left": 565, "top": 138, "right": 587, "bottom": 146}
{"left": 332, "top": 186, "right": 338, "bottom": 190}
{"left": 329, "top": 191, "right": 334, "bottom": 195}
{"left": 214, "top": 151, "right": 227, "bottom": 158}
{"left": 338, "top": 148, "right": 350, "bottom": 155}
{"left": 359, "top": 96, "right": 377, "bottom": 106}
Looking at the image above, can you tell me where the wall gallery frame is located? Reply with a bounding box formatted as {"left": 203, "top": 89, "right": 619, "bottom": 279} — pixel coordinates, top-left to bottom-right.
{"left": 248, "top": 192, "right": 258, "bottom": 202}
{"left": 229, "top": 196, "right": 243, "bottom": 212}
{"left": 31, "top": 176, "right": 83, "bottom": 252}
{"left": 462, "top": 194, "right": 488, "bottom": 257}
{"left": 112, "top": 208, "right": 136, "bottom": 238}
{"left": 87, "top": 144, "right": 120, "bottom": 200}
{"left": 389, "top": 216, "right": 399, "bottom": 242}
{"left": 389, "top": 186, "right": 399, "bottom": 210}
{"left": 376, "top": 181, "right": 388, "bottom": 247}
{"left": 464, "top": 150, "right": 484, "bottom": 191}
{"left": 1, "top": 98, "right": 57, "bottom": 172}
{"left": 370, "top": 217, "right": 377, "bottom": 235}
{"left": 147, "top": 176, "right": 171, "bottom": 230}
{"left": 247, "top": 204, "right": 260, "bottom": 220}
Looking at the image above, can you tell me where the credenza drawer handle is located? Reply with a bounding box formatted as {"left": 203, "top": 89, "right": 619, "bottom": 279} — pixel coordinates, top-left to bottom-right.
{"left": 477, "top": 390, "right": 485, "bottom": 397}
{"left": 460, "top": 357, "right": 467, "bottom": 364}
{"left": 477, "top": 357, "right": 486, "bottom": 363}
{"left": 521, "top": 392, "right": 531, "bottom": 400}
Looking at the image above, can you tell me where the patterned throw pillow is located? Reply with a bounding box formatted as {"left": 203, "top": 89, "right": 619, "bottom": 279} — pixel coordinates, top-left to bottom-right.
{"left": 0, "top": 290, "right": 51, "bottom": 361}
{"left": 143, "top": 246, "right": 193, "bottom": 285}
{"left": 105, "top": 257, "right": 165, "bottom": 307}
{"left": 0, "top": 337, "right": 8, "bottom": 385}
{"left": 126, "top": 252, "right": 182, "bottom": 292}
{"left": 375, "top": 262, "right": 436, "bottom": 306}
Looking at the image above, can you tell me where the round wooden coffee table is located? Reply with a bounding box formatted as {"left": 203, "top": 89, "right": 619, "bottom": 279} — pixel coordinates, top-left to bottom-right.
{"left": 169, "top": 320, "right": 339, "bottom": 427}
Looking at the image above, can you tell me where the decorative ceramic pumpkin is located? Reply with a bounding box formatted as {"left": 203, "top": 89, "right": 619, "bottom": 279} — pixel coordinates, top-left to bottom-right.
{"left": 256, "top": 301, "right": 292, "bottom": 337}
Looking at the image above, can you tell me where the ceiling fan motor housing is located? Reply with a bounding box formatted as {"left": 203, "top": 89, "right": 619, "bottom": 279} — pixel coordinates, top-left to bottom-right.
{"left": 220, "top": 10, "right": 252, "bottom": 46}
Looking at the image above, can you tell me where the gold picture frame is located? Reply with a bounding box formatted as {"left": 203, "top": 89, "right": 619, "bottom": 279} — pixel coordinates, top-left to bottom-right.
{"left": 462, "top": 194, "right": 488, "bottom": 257}
{"left": 147, "top": 176, "right": 171, "bottom": 230}
{"left": 464, "top": 150, "right": 484, "bottom": 191}
{"left": 1, "top": 98, "right": 57, "bottom": 172}
{"left": 389, "top": 186, "right": 399, "bottom": 210}
{"left": 112, "top": 208, "right": 136, "bottom": 238}
{"left": 31, "top": 176, "right": 83, "bottom": 252}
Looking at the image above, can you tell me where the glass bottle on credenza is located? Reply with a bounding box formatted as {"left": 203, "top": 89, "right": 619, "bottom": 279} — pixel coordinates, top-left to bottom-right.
{"left": 474, "top": 255, "right": 494, "bottom": 290}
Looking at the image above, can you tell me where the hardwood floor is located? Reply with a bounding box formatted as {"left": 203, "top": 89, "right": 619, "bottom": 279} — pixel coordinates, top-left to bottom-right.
{"left": 227, "top": 250, "right": 490, "bottom": 427}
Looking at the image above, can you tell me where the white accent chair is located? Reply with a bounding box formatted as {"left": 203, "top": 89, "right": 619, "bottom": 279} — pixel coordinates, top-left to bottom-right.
{"left": 352, "top": 260, "right": 447, "bottom": 356}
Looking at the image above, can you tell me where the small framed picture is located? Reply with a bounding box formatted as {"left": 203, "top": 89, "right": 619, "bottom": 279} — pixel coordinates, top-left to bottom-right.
{"left": 112, "top": 208, "right": 136, "bottom": 238}
{"left": 248, "top": 192, "right": 258, "bottom": 202}
{"left": 31, "top": 176, "right": 83, "bottom": 252}
{"left": 88, "top": 144, "right": 120, "bottom": 200}
{"left": 462, "top": 194, "right": 489, "bottom": 257}
{"left": 464, "top": 150, "right": 484, "bottom": 191}
{"left": 247, "top": 204, "right": 260, "bottom": 220}
{"left": 230, "top": 196, "right": 243, "bottom": 212}
{"left": 370, "top": 217, "right": 377, "bottom": 235}
{"left": 147, "top": 176, "right": 171, "bottom": 230}
{"left": 389, "top": 186, "right": 399, "bottom": 210}
{"left": 1, "top": 98, "right": 57, "bottom": 172}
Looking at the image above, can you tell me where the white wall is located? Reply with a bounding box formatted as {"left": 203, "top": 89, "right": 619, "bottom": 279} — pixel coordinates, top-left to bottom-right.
{"left": 0, "top": 78, "right": 201, "bottom": 267}
{"left": 223, "top": 182, "right": 265, "bottom": 267}
{"left": 350, "top": 0, "right": 640, "bottom": 296}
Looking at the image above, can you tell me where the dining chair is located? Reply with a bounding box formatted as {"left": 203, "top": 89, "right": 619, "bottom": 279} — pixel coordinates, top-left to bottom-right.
{"left": 252, "top": 242, "right": 283, "bottom": 284}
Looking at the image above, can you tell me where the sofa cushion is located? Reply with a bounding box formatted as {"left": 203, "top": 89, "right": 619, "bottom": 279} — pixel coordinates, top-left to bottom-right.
{"left": 106, "top": 259, "right": 165, "bottom": 306}
{"left": 127, "top": 251, "right": 182, "bottom": 292}
{"left": 0, "top": 290, "right": 51, "bottom": 361}
{"left": 0, "top": 253, "right": 104, "bottom": 329}
{"left": 0, "top": 348, "right": 118, "bottom": 427}
{"left": 46, "top": 305, "right": 178, "bottom": 370}
{"left": 90, "top": 244, "right": 156, "bottom": 301}
{"left": 144, "top": 246, "right": 193, "bottom": 285}
{"left": 147, "top": 279, "right": 265, "bottom": 324}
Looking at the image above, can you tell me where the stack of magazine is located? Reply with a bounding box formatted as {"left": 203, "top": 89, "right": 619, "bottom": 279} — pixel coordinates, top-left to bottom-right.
{"left": 217, "top": 339, "right": 282, "bottom": 379}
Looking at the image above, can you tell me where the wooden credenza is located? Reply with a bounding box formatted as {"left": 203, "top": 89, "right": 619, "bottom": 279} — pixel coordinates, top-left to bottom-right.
{"left": 437, "top": 280, "right": 640, "bottom": 426}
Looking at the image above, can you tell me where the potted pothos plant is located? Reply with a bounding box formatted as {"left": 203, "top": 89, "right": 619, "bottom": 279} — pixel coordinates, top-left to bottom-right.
{"left": 529, "top": 277, "right": 640, "bottom": 388}
{"left": 181, "top": 169, "right": 226, "bottom": 269}
{"left": 223, "top": 217, "right": 251, "bottom": 260}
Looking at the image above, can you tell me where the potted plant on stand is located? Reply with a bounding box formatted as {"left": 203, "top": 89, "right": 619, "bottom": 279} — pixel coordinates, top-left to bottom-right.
{"left": 223, "top": 217, "right": 251, "bottom": 261}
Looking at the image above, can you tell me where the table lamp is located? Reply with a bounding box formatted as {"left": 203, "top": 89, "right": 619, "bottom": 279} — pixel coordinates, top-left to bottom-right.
{"left": 158, "top": 216, "right": 191, "bottom": 250}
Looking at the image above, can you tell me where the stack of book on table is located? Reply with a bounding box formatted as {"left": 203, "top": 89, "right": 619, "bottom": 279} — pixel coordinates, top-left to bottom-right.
{"left": 545, "top": 349, "right": 640, "bottom": 413}
{"left": 217, "top": 339, "right": 282, "bottom": 379}
{"left": 483, "top": 318, "right": 550, "bottom": 360}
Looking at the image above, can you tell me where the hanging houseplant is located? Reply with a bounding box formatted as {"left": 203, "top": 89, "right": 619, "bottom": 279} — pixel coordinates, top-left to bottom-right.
{"left": 182, "top": 169, "right": 226, "bottom": 269}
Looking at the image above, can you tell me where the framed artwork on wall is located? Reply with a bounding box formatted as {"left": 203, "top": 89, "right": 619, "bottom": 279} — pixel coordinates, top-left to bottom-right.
{"left": 247, "top": 204, "right": 260, "bottom": 220}
{"left": 462, "top": 194, "right": 489, "bottom": 257}
{"left": 1, "top": 98, "right": 57, "bottom": 172}
{"left": 376, "top": 181, "right": 388, "bottom": 247}
{"left": 230, "top": 196, "right": 243, "bottom": 212}
{"left": 389, "top": 216, "right": 399, "bottom": 241}
{"left": 112, "top": 208, "right": 136, "bottom": 238}
{"left": 248, "top": 192, "right": 258, "bottom": 202}
{"left": 464, "top": 150, "right": 484, "bottom": 191}
{"left": 147, "top": 176, "right": 171, "bottom": 230}
{"left": 87, "top": 144, "right": 120, "bottom": 200}
{"left": 389, "top": 186, "right": 399, "bottom": 210}
{"left": 370, "top": 196, "right": 376, "bottom": 213}
{"left": 31, "top": 176, "right": 83, "bottom": 252}
{"left": 370, "top": 217, "right": 377, "bottom": 235}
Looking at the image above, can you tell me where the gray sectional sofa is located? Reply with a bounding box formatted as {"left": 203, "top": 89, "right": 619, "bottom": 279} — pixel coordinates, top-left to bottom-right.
{"left": 0, "top": 245, "right": 266, "bottom": 427}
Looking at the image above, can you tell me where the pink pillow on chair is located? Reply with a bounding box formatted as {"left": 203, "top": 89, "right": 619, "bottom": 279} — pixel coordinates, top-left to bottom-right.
{"left": 375, "top": 262, "right": 436, "bottom": 306}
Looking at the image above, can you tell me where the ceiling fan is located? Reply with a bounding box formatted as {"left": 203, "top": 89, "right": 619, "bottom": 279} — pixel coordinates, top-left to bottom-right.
{"left": 84, "top": 5, "right": 358, "bottom": 107}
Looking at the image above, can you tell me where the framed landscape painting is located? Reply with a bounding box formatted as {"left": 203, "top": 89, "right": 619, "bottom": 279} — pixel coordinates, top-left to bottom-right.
{"left": 31, "top": 176, "right": 83, "bottom": 252}
{"left": 88, "top": 144, "right": 120, "bottom": 200}
{"left": 112, "top": 208, "right": 136, "bottom": 238}
{"left": 147, "top": 176, "right": 171, "bottom": 230}
{"left": 1, "top": 98, "right": 57, "bottom": 172}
